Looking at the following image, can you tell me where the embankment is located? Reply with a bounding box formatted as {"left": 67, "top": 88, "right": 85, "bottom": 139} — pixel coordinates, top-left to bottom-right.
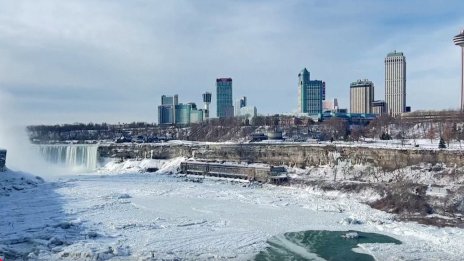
{"left": 97, "top": 143, "right": 464, "bottom": 171}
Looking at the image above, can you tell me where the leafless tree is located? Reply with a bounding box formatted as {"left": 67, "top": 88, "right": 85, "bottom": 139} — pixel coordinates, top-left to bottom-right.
{"left": 442, "top": 122, "right": 457, "bottom": 146}
{"left": 350, "top": 126, "right": 366, "bottom": 141}
{"left": 322, "top": 118, "right": 348, "bottom": 140}
{"left": 426, "top": 123, "right": 436, "bottom": 143}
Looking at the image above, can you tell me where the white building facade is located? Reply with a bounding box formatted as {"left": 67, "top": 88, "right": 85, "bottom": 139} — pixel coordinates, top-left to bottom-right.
{"left": 385, "top": 51, "right": 406, "bottom": 116}
{"left": 350, "top": 79, "right": 374, "bottom": 114}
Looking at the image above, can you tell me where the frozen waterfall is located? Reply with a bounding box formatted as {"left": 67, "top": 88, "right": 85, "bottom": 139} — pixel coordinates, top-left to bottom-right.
{"left": 38, "top": 144, "right": 99, "bottom": 171}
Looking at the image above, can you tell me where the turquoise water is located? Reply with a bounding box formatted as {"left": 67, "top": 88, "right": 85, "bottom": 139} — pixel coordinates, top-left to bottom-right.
{"left": 255, "top": 230, "right": 401, "bottom": 261}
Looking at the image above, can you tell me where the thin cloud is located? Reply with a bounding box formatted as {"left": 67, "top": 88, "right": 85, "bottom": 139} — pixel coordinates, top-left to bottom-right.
{"left": 0, "top": 0, "right": 462, "bottom": 124}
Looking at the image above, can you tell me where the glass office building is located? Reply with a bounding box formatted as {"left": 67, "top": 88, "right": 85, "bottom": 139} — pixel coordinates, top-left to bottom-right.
{"left": 298, "top": 68, "right": 325, "bottom": 116}
{"left": 175, "top": 104, "right": 192, "bottom": 126}
{"left": 158, "top": 94, "right": 178, "bottom": 125}
{"left": 216, "top": 78, "right": 234, "bottom": 118}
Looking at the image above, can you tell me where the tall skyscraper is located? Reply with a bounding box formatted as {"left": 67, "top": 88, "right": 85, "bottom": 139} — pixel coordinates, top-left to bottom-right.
{"left": 385, "top": 51, "right": 406, "bottom": 116}
{"left": 234, "top": 96, "right": 247, "bottom": 116}
{"left": 350, "top": 79, "right": 374, "bottom": 114}
{"left": 298, "top": 68, "right": 325, "bottom": 115}
{"left": 453, "top": 29, "right": 464, "bottom": 111}
{"left": 158, "top": 94, "right": 178, "bottom": 125}
{"left": 216, "top": 78, "right": 234, "bottom": 118}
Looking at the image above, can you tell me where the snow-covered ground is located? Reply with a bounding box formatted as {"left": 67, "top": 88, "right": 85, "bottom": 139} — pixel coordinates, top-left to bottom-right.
{"left": 2, "top": 160, "right": 464, "bottom": 260}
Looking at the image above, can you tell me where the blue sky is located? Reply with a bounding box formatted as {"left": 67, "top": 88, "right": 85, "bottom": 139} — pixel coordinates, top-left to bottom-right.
{"left": 0, "top": 0, "right": 463, "bottom": 124}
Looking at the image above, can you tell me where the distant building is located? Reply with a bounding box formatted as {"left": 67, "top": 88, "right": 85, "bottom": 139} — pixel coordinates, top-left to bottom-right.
{"left": 175, "top": 103, "right": 192, "bottom": 125}
{"left": 321, "top": 111, "right": 377, "bottom": 125}
{"left": 350, "top": 79, "right": 374, "bottom": 114}
{"left": 385, "top": 51, "right": 406, "bottom": 116}
{"left": 202, "top": 92, "right": 212, "bottom": 120}
{"left": 162, "top": 95, "right": 178, "bottom": 106}
{"left": 372, "top": 100, "right": 386, "bottom": 115}
{"left": 323, "top": 98, "right": 338, "bottom": 112}
{"left": 234, "top": 96, "right": 247, "bottom": 116}
{"left": 190, "top": 108, "right": 204, "bottom": 124}
{"left": 298, "top": 68, "right": 325, "bottom": 115}
{"left": 216, "top": 78, "right": 234, "bottom": 118}
{"left": 159, "top": 95, "right": 204, "bottom": 126}
{"left": 239, "top": 106, "right": 257, "bottom": 121}
{"left": 171, "top": 103, "right": 204, "bottom": 126}
{"left": 158, "top": 94, "right": 178, "bottom": 125}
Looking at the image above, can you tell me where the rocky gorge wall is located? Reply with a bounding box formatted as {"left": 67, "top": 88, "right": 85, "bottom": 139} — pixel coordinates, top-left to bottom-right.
{"left": 97, "top": 143, "right": 464, "bottom": 171}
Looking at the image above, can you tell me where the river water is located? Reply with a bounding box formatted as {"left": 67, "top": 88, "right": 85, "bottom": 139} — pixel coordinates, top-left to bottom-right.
{"left": 256, "top": 230, "right": 401, "bottom": 260}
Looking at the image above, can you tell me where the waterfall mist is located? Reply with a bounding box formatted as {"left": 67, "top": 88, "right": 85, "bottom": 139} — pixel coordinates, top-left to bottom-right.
{"left": 0, "top": 90, "right": 66, "bottom": 178}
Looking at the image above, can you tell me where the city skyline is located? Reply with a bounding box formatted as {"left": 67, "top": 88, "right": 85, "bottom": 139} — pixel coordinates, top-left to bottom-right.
{"left": 0, "top": 1, "right": 464, "bottom": 124}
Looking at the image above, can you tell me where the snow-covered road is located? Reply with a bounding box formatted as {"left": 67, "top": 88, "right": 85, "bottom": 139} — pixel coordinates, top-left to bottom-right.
{"left": 2, "top": 171, "right": 464, "bottom": 260}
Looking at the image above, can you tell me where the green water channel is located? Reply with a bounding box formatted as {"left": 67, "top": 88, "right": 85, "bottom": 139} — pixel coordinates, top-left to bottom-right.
{"left": 255, "top": 230, "right": 401, "bottom": 261}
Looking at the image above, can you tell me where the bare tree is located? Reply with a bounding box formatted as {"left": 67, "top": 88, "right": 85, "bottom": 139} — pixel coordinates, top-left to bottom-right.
{"left": 350, "top": 126, "right": 366, "bottom": 142}
{"left": 368, "top": 114, "right": 394, "bottom": 140}
{"left": 323, "top": 118, "right": 348, "bottom": 140}
{"left": 426, "top": 124, "right": 436, "bottom": 144}
{"left": 442, "top": 122, "right": 457, "bottom": 146}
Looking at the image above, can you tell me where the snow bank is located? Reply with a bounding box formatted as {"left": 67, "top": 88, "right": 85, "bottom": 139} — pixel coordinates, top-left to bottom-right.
{"left": 156, "top": 157, "right": 186, "bottom": 174}
{"left": 0, "top": 169, "right": 44, "bottom": 196}
{"left": 98, "top": 157, "right": 186, "bottom": 175}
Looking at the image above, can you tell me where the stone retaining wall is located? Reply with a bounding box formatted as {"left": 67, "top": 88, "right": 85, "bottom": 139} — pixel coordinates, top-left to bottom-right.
{"left": 97, "top": 143, "right": 464, "bottom": 170}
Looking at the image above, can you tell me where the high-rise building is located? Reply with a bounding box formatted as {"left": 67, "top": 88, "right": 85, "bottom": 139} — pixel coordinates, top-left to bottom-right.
{"left": 350, "top": 79, "right": 374, "bottom": 114}
{"left": 234, "top": 96, "right": 247, "bottom": 116}
{"left": 190, "top": 109, "right": 204, "bottom": 124}
{"left": 188, "top": 103, "right": 204, "bottom": 124}
{"left": 453, "top": 29, "right": 464, "bottom": 111}
{"left": 159, "top": 95, "right": 203, "bottom": 126}
{"left": 158, "top": 94, "right": 178, "bottom": 125}
{"left": 385, "top": 51, "right": 406, "bottom": 116}
{"left": 174, "top": 103, "right": 192, "bottom": 125}
{"left": 202, "top": 92, "right": 212, "bottom": 120}
{"left": 216, "top": 78, "right": 234, "bottom": 118}
{"left": 298, "top": 68, "right": 325, "bottom": 115}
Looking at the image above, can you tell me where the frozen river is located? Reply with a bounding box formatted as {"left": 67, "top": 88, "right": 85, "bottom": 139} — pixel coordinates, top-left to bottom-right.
{"left": 2, "top": 171, "right": 464, "bottom": 260}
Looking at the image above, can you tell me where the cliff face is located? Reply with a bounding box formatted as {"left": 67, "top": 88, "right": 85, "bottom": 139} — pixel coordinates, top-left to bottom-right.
{"left": 97, "top": 143, "right": 464, "bottom": 171}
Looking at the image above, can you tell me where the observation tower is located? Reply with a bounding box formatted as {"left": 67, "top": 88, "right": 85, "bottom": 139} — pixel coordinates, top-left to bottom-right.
{"left": 453, "top": 29, "right": 464, "bottom": 111}
{"left": 202, "top": 92, "right": 212, "bottom": 120}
